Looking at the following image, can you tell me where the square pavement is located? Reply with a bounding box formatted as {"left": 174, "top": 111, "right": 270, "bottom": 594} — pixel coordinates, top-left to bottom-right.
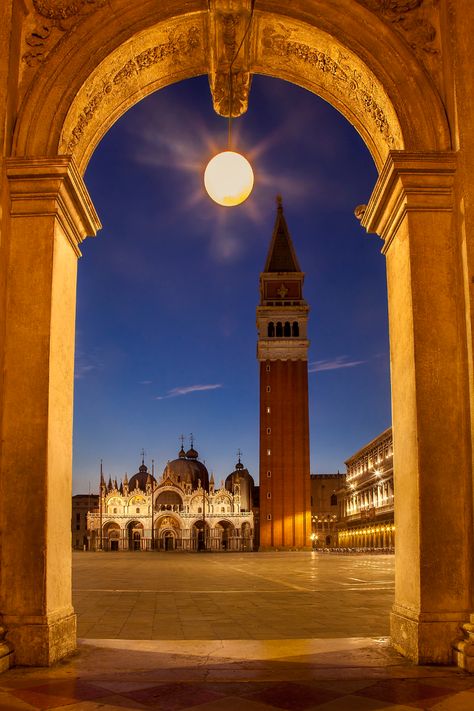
{"left": 72, "top": 551, "right": 395, "bottom": 640}
{"left": 1, "top": 553, "right": 472, "bottom": 709}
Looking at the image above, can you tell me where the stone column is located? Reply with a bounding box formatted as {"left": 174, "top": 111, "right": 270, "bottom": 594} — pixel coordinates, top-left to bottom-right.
{"left": 362, "top": 151, "right": 472, "bottom": 664}
{"left": 1, "top": 157, "right": 101, "bottom": 665}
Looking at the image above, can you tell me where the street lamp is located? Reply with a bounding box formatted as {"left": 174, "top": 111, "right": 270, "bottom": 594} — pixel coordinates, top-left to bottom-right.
{"left": 204, "top": 151, "right": 253, "bottom": 206}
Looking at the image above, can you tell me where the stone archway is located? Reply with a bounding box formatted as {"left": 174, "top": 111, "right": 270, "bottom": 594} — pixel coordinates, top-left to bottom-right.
{"left": 192, "top": 520, "right": 210, "bottom": 552}
{"left": 155, "top": 514, "right": 181, "bottom": 551}
{"left": 126, "top": 521, "right": 144, "bottom": 551}
{"left": 0, "top": 0, "right": 473, "bottom": 669}
{"left": 103, "top": 522, "right": 121, "bottom": 552}
{"left": 214, "top": 520, "right": 235, "bottom": 551}
{"left": 155, "top": 490, "right": 183, "bottom": 513}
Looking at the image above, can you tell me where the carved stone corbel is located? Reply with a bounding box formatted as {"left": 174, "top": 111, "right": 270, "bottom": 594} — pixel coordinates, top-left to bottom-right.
{"left": 207, "top": 0, "right": 253, "bottom": 117}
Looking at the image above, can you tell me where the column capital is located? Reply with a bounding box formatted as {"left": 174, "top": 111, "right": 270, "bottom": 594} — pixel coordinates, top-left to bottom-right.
{"left": 361, "top": 151, "right": 457, "bottom": 253}
{"left": 6, "top": 156, "right": 101, "bottom": 256}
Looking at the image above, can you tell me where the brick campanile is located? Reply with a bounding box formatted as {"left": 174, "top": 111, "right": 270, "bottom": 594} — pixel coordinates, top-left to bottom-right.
{"left": 257, "top": 197, "right": 311, "bottom": 550}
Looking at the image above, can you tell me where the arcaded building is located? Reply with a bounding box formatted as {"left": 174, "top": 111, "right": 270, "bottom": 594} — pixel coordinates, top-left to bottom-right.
{"left": 87, "top": 447, "right": 256, "bottom": 552}
{"left": 338, "top": 428, "right": 394, "bottom": 550}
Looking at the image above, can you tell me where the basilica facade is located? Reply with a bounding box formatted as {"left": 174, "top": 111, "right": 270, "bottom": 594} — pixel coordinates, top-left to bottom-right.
{"left": 87, "top": 445, "right": 257, "bottom": 552}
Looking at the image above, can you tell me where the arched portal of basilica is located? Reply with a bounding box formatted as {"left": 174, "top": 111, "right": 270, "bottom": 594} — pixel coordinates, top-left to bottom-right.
{"left": 0, "top": 0, "right": 473, "bottom": 671}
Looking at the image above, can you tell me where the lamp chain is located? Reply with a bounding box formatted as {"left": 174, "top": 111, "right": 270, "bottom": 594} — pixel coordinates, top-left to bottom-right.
{"left": 227, "top": 1, "right": 255, "bottom": 150}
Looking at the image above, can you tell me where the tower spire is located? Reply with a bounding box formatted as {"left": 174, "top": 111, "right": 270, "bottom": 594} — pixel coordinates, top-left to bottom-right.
{"left": 263, "top": 195, "right": 301, "bottom": 273}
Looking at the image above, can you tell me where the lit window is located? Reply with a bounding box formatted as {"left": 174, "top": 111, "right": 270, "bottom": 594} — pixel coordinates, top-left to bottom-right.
{"left": 267, "top": 471, "right": 271, "bottom": 478}
{"left": 266, "top": 406, "right": 271, "bottom": 414}
{"left": 267, "top": 449, "right": 271, "bottom": 456}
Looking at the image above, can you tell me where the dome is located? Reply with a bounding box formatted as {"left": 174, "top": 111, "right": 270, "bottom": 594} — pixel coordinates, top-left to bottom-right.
{"left": 186, "top": 447, "right": 199, "bottom": 460}
{"left": 164, "top": 450, "right": 209, "bottom": 491}
{"left": 128, "top": 462, "right": 156, "bottom": 492}
{"left": 225, "top": 463, "right": 255, "bottom": 512}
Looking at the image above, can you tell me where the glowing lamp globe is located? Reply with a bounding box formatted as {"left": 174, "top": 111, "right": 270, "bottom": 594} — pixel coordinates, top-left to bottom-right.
{"left": 204, "top": 150, "right": 254, "bottom": 207}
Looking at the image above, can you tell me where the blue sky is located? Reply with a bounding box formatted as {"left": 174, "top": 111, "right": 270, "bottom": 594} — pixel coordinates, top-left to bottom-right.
{"left": 72, "top": 74, "right": 391, "bottom": 495}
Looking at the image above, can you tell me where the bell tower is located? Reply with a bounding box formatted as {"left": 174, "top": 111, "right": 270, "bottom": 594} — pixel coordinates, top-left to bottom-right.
{"left": 257, "top": 197, "right": 311, "bottom": 550}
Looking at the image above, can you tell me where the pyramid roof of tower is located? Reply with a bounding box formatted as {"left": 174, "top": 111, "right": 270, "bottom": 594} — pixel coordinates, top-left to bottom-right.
{"left": 263, "top": 198, "right": 301, "bottom": 273}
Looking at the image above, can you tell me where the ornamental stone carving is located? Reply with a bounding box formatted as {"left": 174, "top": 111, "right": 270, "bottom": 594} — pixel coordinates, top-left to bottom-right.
{"left": 356, "top": 0, "right": 439, "bottom": 58}
{"left": 207, "top": 0, "right": 253, "bottom": 117}
{"left": 23, "top": 0, "right": 107, "bottom": 66}
{"left": 32, "top": 0, "right": 106, "bottom": 20}
{"left": 261, "top": 24, "right": 396, "bottom": 147}
{"left": 62, "top": 26, "right": 201, "bottom": 154}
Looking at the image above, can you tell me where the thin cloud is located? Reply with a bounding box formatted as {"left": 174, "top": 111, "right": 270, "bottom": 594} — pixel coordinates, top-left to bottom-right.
{"left": 74, "top": 348, "right": 103, "bottom": 380}
{"left": 309, "top": 356, "right": 367, "bottom": 373}
{"left": 75, "top": 364, "right": 97, "bottom": 379}
{"left": 139, "top": 380, "right": 153, "bottom": 385}
{"left": 155, "top": 383, "right": 223, "bottom": 400}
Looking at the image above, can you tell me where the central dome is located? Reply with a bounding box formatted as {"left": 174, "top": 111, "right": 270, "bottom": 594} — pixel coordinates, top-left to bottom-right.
{"left": 165, "top": 447, "right": 209, "bottom": 490}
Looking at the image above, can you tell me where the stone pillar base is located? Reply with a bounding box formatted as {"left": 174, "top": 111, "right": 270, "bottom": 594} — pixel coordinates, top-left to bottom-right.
{"left": 452, "top": 613, "right": 474, "bottom": 672}
{"left": 0, "top": 627, "right": 13, "bottom": 673}
{"left": 0, "top": 644, "right": 13, "bottom": 674}
{"left": 391, "top": 606, "right": 465, "bottom": 664}
{"left": 4, "top": 612, "right": 76, "bottom": 666}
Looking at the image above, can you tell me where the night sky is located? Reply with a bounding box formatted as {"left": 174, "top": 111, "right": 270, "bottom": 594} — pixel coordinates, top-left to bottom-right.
{"left": 73, "top": 74, "right": 391, "bottom": 495}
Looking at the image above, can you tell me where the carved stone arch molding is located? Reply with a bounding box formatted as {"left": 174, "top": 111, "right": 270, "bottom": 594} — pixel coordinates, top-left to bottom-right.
{"left": 13, "top": 0, "right": 450, "bottom": 173}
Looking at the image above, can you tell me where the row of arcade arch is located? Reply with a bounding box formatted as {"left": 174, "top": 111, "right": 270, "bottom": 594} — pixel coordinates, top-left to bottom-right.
{"left": 98, "top": 519, "right": 252, "bottom": 552}
{"left": 267, "top": 321, "right": 299, "bottom": 338}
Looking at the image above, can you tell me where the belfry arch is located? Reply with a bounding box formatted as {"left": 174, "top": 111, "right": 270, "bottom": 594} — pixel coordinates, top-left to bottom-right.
{"left": 1, "top": 0, "right": 473, "bottom": 671}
